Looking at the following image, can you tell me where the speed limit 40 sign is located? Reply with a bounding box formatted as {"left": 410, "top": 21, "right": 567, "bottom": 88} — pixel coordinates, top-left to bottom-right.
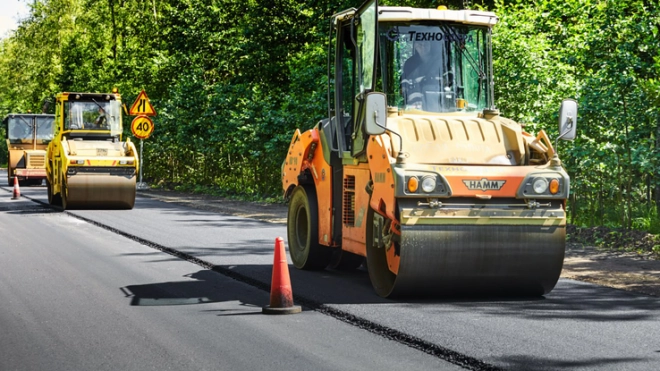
{"left": 131, "top": 115, "right": 154, "bottom": 139}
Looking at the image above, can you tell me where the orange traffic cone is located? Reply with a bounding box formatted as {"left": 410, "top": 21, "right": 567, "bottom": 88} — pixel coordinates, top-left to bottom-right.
{"left": 262, "top": 237, "right": 302, "bottom": 314}
{"left": 11, "top": 177, "right": 20, "bottom": 200}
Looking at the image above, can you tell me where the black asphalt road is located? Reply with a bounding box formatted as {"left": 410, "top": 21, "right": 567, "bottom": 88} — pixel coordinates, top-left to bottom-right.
{"left": 0, "top": 190, "right": 459, "bottom": 371}
{"left": 3, "top": 172, "right": 660, "bottom": 371}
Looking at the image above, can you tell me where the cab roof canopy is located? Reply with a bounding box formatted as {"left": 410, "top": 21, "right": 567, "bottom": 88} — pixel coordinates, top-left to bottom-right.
{"left": 334, "top": 6, "right": 498, "bottom": 27}
{"left": 3, "top": 113, "right": 54, "bottom": 119}
{"left": 378, "top": 7, "right": 498, "bottom": 26}
{"left": 58, "top": 92, "right": 120, "bottom": 101}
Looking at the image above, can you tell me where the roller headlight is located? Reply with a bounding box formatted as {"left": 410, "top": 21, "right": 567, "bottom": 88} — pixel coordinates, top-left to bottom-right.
{"left": 532, "top": 178, "right": 549, "bottom": 194}
{"left": 421, "top": 176, "right": 437, "bottom": 193}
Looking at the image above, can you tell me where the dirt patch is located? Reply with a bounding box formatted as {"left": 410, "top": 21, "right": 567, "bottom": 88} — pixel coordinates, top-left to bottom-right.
{"left": 139, "top": 189, "right": 660, "bottom": 297}
{"left": 562, "top": 243, "right": 660, "bottom": 297}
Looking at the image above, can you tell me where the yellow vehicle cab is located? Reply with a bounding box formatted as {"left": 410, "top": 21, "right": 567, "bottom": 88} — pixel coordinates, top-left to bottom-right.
{"left": 281, "top": 1, "right": 578, "bottom": 297}
{"left": 46, "top": 91, "right": 139, "bottom": 209}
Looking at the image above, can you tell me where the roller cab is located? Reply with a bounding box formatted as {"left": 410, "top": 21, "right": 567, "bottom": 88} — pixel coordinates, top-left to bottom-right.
{"left": 282, "top": 1, "right": 578, "bottom": 298}
{"left": 46, "top": 91, "right": 139, "bottom": 210}
{"left": 3, "top": 114, "right": 54, "bottom": 186}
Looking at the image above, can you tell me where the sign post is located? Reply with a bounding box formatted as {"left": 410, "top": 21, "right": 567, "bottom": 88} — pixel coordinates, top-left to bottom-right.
{"left": 129, "top": 90, "right": 157, "bottom": 189}
{"left": 131, "top": 115, "right": 155, "bottom": 189}
{"left": 139, "top": 139, "right": 145, "bottom": 189}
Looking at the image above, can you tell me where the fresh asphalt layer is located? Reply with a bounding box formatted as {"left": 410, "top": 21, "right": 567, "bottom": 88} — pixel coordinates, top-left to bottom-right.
{"left": 4, "top": 178, "right": 660, "bottom": 371}
{"left": 0, "top": 189, "right": 461, "bottom": 371}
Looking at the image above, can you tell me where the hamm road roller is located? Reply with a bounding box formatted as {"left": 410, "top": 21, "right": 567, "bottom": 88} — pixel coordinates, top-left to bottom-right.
{"left": 281, "top": 1, "right": 578, "bottom": 297}
{"left": 46, "top": 91, "right": 139, "bottom": 209}
{"left": 4, "top": 113, "right": 54, "bottom": 186}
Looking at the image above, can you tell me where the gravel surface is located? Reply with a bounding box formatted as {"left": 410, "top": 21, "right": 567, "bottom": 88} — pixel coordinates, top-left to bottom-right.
{"left": 562, "top": 243, "right": 660, "bottom": 297}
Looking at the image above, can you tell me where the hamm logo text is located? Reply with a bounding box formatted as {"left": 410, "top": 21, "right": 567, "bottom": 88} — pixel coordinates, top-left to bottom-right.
{"left": 463, "top": 178, "right": 506, "bottom": 191}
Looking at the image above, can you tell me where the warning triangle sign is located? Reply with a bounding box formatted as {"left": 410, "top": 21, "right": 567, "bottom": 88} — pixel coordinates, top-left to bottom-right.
{"left": 129, "top": 90, "right": 157, "bottom": 116}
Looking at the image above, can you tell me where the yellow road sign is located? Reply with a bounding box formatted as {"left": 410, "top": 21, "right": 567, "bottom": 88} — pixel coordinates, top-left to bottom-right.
{"left": 131, "top": 115, "right": 154, "bottom": 139}
{"left": 129, "top": 90, "right": 157, "bottom": 116}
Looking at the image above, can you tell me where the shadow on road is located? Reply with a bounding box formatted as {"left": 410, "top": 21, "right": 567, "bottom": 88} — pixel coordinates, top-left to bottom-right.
{"left": 120, "top": 270, "right": 268, "bottom": 312}
{"left": 495, "top": 354, "right": 649, "bottom": 371}
{"left": 120, "top": 260, "right": 660, "bottom": 320}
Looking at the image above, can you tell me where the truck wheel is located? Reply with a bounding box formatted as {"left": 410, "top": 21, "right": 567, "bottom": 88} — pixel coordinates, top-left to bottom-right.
{"left": 287, "top": 185, "right": 331, "bottom": 270}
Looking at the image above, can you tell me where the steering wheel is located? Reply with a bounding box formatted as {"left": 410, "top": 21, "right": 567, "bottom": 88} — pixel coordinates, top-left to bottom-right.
{"left": 418, "top": 73, "right": 454, "bottom": 88}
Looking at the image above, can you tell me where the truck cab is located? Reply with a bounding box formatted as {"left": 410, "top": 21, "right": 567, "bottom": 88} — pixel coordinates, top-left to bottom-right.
{"left": 4, "top": 113, "right": 55, "bottom": 186}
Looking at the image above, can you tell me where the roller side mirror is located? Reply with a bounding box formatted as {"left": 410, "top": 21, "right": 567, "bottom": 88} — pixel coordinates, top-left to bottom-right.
{"left": 558, "top": 99, "right": 577, "bottom": 141}
{"left": 364, "top": 92, "right": 387, "bottom": 136}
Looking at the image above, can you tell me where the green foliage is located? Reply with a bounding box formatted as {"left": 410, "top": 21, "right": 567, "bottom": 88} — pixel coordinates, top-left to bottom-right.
{"left": 2, "top": 0, "right": 660, "bottom": 237}
{"left": 493, "top": 0, "right": 660, "bottom": 232}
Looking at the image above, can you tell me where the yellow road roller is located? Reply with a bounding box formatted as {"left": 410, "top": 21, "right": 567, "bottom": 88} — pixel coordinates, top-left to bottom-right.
{"left": 281, "top": 1, "right": 578, "bottom": 297}
{"left": 46, "top": 91, "right": 139, "bottom": 209}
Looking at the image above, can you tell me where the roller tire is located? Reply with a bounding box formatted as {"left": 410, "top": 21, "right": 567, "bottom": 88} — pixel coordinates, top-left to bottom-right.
{"left": 287, "top": 185, "right": 332, "bottom": 270}
{"left": 365, "top": 207, "right": 397, "bottom": 298}
{"left": 46, "top": 179, "right": 52, "bottom": 204}
{"left": 47, "top": 178, "right": 62, "bottom": 207}
{"left": 61, "top": 178, "right": 68, "bottom": 210}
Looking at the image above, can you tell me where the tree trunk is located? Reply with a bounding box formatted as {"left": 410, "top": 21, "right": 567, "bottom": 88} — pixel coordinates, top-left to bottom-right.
{"left": 108, "top": 0, "right": 117, "bottom": 60}
{"left": 655, "top": 110, "right": 660, "bottom": 216}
